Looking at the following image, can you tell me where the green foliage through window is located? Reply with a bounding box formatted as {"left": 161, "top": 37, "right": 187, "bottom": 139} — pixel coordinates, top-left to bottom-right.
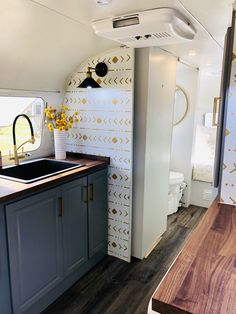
{"left": 0, "top": 97, "right": 44, "bottom": 156}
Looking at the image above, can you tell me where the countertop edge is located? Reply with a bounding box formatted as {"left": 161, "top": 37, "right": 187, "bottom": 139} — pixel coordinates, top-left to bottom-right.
{"left": 0, "top": 154, "right": 109, "bottom": 204}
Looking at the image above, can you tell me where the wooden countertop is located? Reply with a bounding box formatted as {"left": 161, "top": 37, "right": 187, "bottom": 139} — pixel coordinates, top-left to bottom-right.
{"left": 152, "top": 200, "right": 236, "bottom": 314}
{"left": 0, "top": 153, "right": 109, "bottom": 203}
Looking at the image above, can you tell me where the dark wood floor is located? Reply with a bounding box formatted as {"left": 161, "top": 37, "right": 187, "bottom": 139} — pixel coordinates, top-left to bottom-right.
{"left": 43, "top": 205, "right": 207, "bottom": 314}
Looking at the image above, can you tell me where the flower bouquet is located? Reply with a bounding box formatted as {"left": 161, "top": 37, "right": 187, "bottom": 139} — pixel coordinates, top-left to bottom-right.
{"left": 45, "top": 104, "right": 79, "bottom": 159}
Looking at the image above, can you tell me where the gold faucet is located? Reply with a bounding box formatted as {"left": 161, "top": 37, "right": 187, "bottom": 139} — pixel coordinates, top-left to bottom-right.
{"left": 10, "top": 114, "right": 35, "bottom": 166}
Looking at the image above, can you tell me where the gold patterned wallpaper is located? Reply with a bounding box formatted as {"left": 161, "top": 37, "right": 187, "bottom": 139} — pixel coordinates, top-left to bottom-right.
{"left": 65, "top": 48, "right": 134, "bottom": 262}
{"left": 220, "top": 30, "right": 236, "bottom": 204}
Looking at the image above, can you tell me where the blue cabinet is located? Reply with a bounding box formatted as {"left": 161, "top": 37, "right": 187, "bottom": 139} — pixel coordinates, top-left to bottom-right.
{"left": 6, "top": 188, "right": 63, "bottom": 314}
{"left": 0, "top": 205, "right": 12, "bottom": 314}
{"left": 4, "top": 168, "right": 107, "bottom": 314}
{"left": 88, "top": 169, "right": 107, "bottom": 258}
{"left": 62, "top": 177, "right": 88, "bottom": 276}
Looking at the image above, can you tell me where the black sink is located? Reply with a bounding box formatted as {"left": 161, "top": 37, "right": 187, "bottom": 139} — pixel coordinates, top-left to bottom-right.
{"left": 0, "top": 159, "right": 84, "bottom": 183}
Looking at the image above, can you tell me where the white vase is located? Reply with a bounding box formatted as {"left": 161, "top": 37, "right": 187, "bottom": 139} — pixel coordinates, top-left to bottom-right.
{"left": 53, "top": 128, "right": 66, "bottom": 159}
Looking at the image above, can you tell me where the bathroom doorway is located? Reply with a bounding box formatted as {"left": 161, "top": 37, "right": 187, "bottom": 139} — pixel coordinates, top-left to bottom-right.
{"left": 169, "top": 63, "right": 221, "bottom": 214}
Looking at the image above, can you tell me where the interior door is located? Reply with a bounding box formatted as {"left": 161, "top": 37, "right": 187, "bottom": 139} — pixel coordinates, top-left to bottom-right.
{"left": 214, "top": 17, "right": 235, "bottom": 188}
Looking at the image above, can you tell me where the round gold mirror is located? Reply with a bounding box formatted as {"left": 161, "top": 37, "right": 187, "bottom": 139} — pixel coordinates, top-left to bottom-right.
{"left": 173, "top": 85, "right": 189, "bottom": 126}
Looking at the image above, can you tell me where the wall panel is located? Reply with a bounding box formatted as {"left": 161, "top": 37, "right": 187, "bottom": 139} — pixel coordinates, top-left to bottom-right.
{"left": 64, "top": 48, "right": 133, "bottom": 261}
{"left": 220, "top": 59, "right": 236, "bottom": 204}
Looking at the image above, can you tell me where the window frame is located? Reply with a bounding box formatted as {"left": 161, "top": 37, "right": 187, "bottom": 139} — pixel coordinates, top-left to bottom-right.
{"left": 0, "top": 95, "right": 45, "bottom": 157}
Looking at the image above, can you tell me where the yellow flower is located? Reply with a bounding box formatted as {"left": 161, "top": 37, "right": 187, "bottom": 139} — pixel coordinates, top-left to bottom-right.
{"left": 48, "top": 125, "right": 54, "bottom": 132}
{"left": 45, "top": 104, "right": 78, "bottom": 131}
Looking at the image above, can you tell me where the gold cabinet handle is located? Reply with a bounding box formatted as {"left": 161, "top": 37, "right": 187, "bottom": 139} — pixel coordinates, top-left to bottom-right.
{"left": 88, "top": 184, "right": 94, "bottom": 201}
{"left": 83, "top": 186, "right": 88, "bottom": 203}
{"left": 212, "top": 97, "right": 221, "bottom": 127}
{"left": 58, "top": 197, "right": 64, "bottom": 217}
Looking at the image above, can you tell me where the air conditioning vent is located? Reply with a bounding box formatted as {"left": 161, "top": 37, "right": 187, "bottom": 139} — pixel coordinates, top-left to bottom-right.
{"left": 153, "top": 32, "right": 171, "bottom": 38}
{"left": 92, "top": 8, "right": 196, "bottom": 48}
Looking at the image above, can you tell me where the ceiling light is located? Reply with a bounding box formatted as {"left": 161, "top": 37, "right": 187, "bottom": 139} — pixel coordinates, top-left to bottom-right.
{"left": 188, "top": 50, "right": 196, "bottom": 57}
{"left": 78, "top": 62, "right": 108, "bottom": 88}
{"left": 96, "top": 0, "right": 112, "bottom": 5}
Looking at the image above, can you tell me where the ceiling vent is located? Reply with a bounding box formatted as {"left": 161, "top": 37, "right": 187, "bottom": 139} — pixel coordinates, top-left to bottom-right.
{"left": 92, "top": 8, "right": 196, "bottom": 48}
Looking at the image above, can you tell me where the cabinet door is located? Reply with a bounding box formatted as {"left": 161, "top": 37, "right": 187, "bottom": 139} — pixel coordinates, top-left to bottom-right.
{"left": 6, "top": 188, "right": 63, "bottom": 314}
{"left": 62, "top": 177, "right": 88, "bottom": 276}
{"left": 0, "top": 206, "right": 12, "bottom": 314}
{"left": 88, "top": 169, "right": 108, "bottom": 258}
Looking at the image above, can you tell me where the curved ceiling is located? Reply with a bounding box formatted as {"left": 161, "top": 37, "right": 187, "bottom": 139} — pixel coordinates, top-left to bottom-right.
{"left": 34, "top": 0, "right": 232, "bottom": 47}
{"left": 0, "top": 0, "right": 117, "bottom": 91}
{"left": 0, "top": 0, "right": 233, "bottom": 91}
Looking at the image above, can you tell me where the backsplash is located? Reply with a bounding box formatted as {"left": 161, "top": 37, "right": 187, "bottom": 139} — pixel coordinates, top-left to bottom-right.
{"left": 65, "top": 48, "right": 134, "bottom": 262}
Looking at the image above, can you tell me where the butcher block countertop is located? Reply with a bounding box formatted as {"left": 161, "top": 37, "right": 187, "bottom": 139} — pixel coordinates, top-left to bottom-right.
{"left": 152, "top": 200, "right": 236, "bottom": 314}
{"left": 0, "top": 153, "right": 109, "bottom": 203}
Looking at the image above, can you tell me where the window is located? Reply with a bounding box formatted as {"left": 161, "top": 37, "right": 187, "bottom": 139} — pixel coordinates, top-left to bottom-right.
{"left": 192, "top": 125, "right": 217, "bottom": 183}
{"left": 0, "top": 97, "right": 44, "bottom": 156}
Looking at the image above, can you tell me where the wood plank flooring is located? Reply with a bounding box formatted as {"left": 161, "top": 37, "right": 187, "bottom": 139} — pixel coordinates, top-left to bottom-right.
{"left": 43, "top": 205, "right": 206, "bottom": 314}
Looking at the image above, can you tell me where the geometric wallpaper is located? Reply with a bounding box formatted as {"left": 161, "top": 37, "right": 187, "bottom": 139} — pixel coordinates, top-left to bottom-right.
{"left": 64, "top": 47, "right": 134, "bottom": 262}
{"left": 220, "top": 55, "right": 236, "bottom": 205}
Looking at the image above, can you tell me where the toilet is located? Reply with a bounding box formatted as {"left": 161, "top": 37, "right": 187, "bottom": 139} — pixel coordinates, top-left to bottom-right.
{"left": 168, "top": 171, "right": 186, "bottom": 215}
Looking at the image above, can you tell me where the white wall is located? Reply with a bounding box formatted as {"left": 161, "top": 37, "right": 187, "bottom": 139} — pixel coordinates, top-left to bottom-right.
{"left": 170, "top": 63, "right": 199, "bottom": 207}
{"left": 132, "top": 47, "right": 177, "bottom": 259}
{"left": 64, "top": 47, "right": 134, "bottom": 262}
{"left": 191, "top": 70, "right": 221, "bottom": 207}
{"left": 0, "top": 0, "right": 116, "bottom": 91}
{"left": 193, "top": 71, "right": 221, "bottom": 125}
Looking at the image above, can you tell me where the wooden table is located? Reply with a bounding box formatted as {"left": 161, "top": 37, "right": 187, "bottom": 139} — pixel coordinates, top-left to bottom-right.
{"left": 152, "top": 200, "right": 236, "bottom": 314}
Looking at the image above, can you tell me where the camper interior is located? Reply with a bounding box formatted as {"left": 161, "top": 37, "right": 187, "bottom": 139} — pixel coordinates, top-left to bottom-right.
{"left": 0, "top": 0, "right": 235, "bottom": 313}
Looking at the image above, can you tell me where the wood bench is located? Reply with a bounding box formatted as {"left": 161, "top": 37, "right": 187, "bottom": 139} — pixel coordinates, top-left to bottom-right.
{"left": 152, "top": 200, "right": 236, "bottom": 314}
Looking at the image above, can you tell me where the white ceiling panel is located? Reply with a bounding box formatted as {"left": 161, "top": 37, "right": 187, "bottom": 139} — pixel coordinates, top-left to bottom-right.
{"left": 34, "top": 0, "right": 232, "bottom": 47}
{"left": 0, "top": 0, "right": 233, "bottom": 90}
{"left": 33, "top": 0, "right": 233, "bottom": 71}
{"left": 0, "top": 0, "right": 117, "bottom": 91}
